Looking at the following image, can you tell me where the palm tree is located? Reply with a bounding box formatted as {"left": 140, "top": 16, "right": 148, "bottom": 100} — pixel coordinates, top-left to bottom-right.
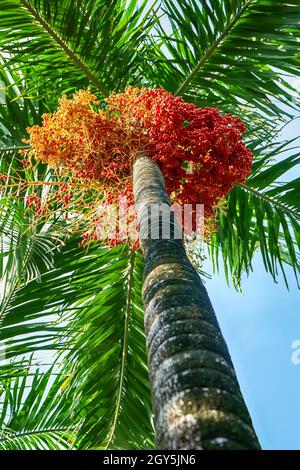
{"left": 0, "top": 0, "right": 299, "bottom": 450}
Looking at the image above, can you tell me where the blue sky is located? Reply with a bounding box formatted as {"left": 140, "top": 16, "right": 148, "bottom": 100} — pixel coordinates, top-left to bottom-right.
{"left": 204, "top": 114, "right": 300, "bottom": 450}
{"left": 205, "top": 257, "right": 299, "bottom": 450}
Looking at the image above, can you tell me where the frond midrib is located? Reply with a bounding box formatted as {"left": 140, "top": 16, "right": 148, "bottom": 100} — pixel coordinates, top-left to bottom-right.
{"left": 175, "top": 0, "right": 254, "bottom": 96}
{"left": 20, "top": 0, "right": 108, "bottom": 96}
{"left": 104, "top": 250, "right": 135, "bottom": 449}
{"left": 240, "top": 183, "right": 299, "bottom": 219}
{"left": 0, "top": 425, "right": 71, "bottom": 443}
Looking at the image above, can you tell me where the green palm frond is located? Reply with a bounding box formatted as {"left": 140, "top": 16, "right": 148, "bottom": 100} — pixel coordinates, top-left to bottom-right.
{"left": 0, "top": 367, "right": 73, "bottom": 450}
{"left": 209, "top": 139, "right": 300, "bottom": 288}
{"left": 0, "top": 0, "right": 158, "bottom": 98}
{"left": 149, "top": 0, "right": 300, "bottom": 119}
{"left": 0, "top": 193, "right": 66, "bottom": 320}
{"left": 0, "top": 238, "right": 154, "bottom": 449}
{"left": 0, "top": 361, "right": 31, "bottom": 380}
{"left": 65, "top": 248, "right": 154, "bottom": 450}
{"left": 0, "top": 64, "right": 44, "bottom": 145}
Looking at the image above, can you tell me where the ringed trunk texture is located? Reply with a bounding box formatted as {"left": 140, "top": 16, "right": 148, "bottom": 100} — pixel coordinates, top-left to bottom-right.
{"left": 133, "top": 155, "right": 260, "bottom": 450}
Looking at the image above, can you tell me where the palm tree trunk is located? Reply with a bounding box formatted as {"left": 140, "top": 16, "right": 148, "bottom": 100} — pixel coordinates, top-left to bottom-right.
{"left": 133, "top": 154, "right": 260, "bottom": 450}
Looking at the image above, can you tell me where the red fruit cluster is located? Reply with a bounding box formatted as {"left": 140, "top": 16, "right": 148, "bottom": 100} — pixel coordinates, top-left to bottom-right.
{"left": 25, "top": 182, "right": 75, "bottom": 216}
{"left": 26, "top": 193, "right": 46, "bottom": 215}
{"left": 24, "top": 87, "right": 253, "bottom": 246}
{"left": 107, "top": 87, "right": 252, "bottom": 217}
